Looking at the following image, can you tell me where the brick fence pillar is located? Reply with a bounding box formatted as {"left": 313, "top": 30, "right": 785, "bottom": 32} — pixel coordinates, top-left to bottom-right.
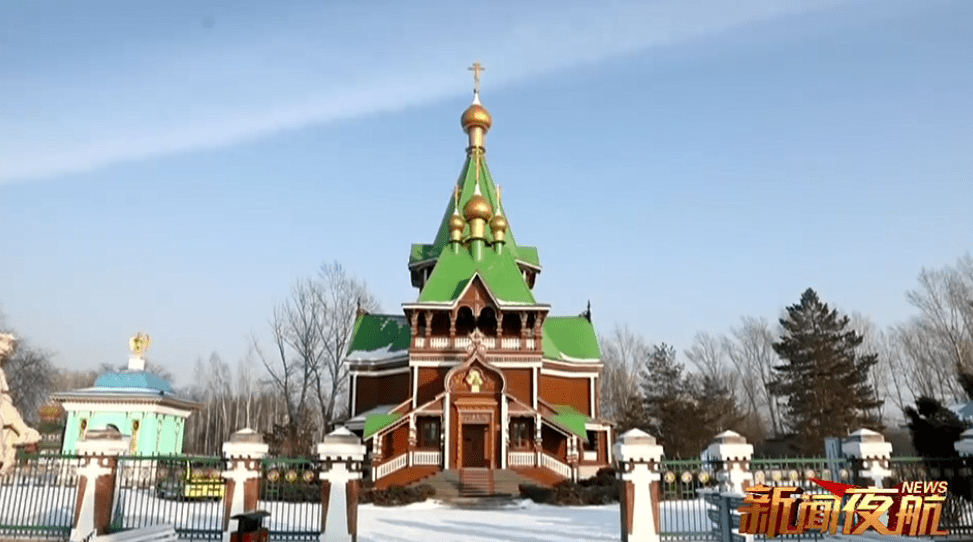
{"left": 222, "top": 428, "right": 268, "bottom": 542}
{"left": 614, "top": 429, "right": 665, "bottom": 542}
{"left": 318, "top": 427, "right": 366, "bottom": 542}
{"left": 69, "top": 426, "right": 130, "bottom": 541}
{"left": 842, "top": 428, "right": 892, "bottom": 488}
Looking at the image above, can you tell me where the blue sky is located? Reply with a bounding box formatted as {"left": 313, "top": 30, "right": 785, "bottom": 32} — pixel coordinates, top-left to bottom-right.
{"left": 1, "top": 0, "right": 971, "bottom": 387}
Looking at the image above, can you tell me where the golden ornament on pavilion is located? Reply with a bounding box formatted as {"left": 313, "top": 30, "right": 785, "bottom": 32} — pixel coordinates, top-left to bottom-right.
{"left": 129, "top": 332, "right": 151, "bottom": 357}
{"left": 463, "top": 194, "right": 493, "bottom": 222}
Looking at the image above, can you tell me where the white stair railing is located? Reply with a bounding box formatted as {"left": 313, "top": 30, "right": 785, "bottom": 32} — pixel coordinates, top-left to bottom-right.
{"left": 411, "top": 451, "right": 441, "bottom": 466}
{"left": 373, "top": 453, "right": 408, "bottom": 480}
{"left": 507, "top": 451, "right": 536, "bottom": 467}
{"left": 539, "top": 453, "right": 573, "bottom": 479}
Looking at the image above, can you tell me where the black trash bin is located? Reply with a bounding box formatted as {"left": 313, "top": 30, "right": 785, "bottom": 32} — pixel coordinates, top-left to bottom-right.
{"left": 231, "top": 511, "right": 270, "bottom": 542}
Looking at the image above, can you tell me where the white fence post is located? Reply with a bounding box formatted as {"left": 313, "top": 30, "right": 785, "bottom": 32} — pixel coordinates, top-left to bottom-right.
{"left": 707, "top": 430, "right": 753, "bottom": 495}
{"left": 318, "top": 427, "right": 366, "bottom": 542}
{"left": 841, "top": 428, "right": 892, "bottom": 488}
{"left": 221, "top": 428, "right": 269, "bottom": 542}
{"left": 614, "top": 429, "right": 665, "bottom": 542}
{"left": 69, "top": 426, "right": 129, "bottom": 541}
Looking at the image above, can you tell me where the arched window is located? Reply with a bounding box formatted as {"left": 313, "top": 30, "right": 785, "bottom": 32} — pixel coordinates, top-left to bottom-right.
{"left": 431, "top": 312, "right": 450, "bottom": 336}
{"left": 416, "top": 312, "right": 427, "bottom": 336}
{"left": 455, "top": 307, "right": 475, "bottom": 336}
{"left": 476, "top": 307, "right": 498, "bottom": 336}
{"left": 502, "top": 312, "right": 521, "bottom": 336}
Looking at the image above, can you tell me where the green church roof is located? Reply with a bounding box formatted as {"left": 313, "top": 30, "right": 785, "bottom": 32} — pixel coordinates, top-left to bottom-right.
{"left": 417, "top": 246, "right": 536, "bottom": 305}
{"left": 551, "top": 404, "right": 591, "bottom": 439}
{"left": 346, "top": 314, "right": 410, "bottom": 361}
{"left": 542, "top": 316, "right": 601, "bottom": 362}
{"left": 364, "top": 413, "right": 403, "bottom": 439}
{"left": 409, "top": 153, "right": 540, "bottom": 270}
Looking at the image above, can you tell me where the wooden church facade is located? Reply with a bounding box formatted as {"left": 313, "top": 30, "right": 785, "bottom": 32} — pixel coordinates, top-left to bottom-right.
{"left": 345, "top": 67, "right": 611, "bottom": 487}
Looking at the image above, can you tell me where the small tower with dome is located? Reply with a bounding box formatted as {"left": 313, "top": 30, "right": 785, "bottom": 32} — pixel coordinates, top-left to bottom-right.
{"left": 52, "top": 333, "right": 201, "bottom": 456}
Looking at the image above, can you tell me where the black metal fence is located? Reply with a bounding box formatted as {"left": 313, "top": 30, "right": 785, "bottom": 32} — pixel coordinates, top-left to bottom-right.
{"left": 889, "top": 456, "right": 973, "bottom": 536}
{"left": 259, "top": 458, "right": 323, "bottom": 541}
{"left": 659, "top": 458, "right": 719, "bottom": 542}
{"left": 0, "top": 453, "right": 82, "bottom": 539}
{"left": 111, "top": 455, "right": 226, "bottom": 541}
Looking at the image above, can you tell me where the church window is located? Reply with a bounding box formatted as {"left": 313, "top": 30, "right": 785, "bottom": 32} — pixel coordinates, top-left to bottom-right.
{"left": 417, "top": 418, "right": 441, "bottom": 449}
{"left": 502, "top": 313, "right": 521, "bottom": 336}
{"left": 430, "top": 313, "right": 450, "bottom": 336}
{"left": 511, "top": 419, "right": 532, "bottom": 450}
{"left": 476, "top": 307, "right": 498, "bottom": 336}
{"left": 456, "top": 307, "right": 475, "bottom": 335}
{"left": 416, "top": 313, "right": 427, "bottom": 336}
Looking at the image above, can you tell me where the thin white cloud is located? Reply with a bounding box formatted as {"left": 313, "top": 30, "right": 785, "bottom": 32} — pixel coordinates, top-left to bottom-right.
{"left": 0, "top": 0, "right": 869, "bottom": 184}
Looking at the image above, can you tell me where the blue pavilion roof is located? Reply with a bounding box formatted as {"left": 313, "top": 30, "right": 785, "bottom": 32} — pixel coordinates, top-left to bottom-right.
{"left": 93, "top": 371, "right": 173, "bottom": 393}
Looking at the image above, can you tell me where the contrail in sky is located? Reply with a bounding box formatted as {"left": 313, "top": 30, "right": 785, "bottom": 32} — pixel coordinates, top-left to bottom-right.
{"left": 0, "top": 0, "right": 871, "bottom": 184}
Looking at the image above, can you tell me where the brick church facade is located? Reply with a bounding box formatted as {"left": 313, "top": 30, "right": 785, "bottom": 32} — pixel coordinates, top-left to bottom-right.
{"left": 345, "top": 68, "right": 611, "bottom": 487}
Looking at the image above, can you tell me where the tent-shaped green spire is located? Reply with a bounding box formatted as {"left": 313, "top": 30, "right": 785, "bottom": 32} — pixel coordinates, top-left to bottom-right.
{"left": 409, "top": 153, "right": 540, "bottom": 269}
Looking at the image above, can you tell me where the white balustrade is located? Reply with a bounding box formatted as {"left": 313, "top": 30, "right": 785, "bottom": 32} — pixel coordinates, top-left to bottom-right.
{"left": 454, "top": 337, "right": 470, "bottom": 349}
{"left": 540, "top": 453, "right": 573, "bottom": 479}
{"left": 413, "top": 337, "right": 426, "bottom": 348}
{"left": 501, "top": 337, "right": 521, "bottom": 349}
{"left": 525, "top": 339, "right": 536, "bottom": 350}
{"left": 411, "top": 451, "right": 441, "bottom": 466}
{"left": 508, "top": 451, "right": 536, "bottom": 467}
{"left": 429, "top": 337, "right": 449, "bottom": 349}
{"left": 373, "top": 453, "right": 408, "bottom": 480}
{"left": 482, "top": 337, "right": 496, "bottom": 348}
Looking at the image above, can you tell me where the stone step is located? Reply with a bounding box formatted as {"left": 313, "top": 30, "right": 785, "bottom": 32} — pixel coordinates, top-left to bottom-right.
{"left": 411, "top": 469, "right": 540, "bottom": 500}
{"left": 459, "top": 468, "right": 493, "bottom": 497}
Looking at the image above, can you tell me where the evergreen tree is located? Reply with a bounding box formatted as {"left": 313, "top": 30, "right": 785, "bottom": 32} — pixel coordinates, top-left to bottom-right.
{"left": 769, "top": 289, "right": 882, "bottom": 454}
{"left": 640, "top": 343, "right": 745, "bottom": 457}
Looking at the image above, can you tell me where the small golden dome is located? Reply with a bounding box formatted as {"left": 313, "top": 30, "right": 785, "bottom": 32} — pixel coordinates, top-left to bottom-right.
{"left": 463, "top": 194, "right": 493, "bottom": 222}
{"left": 449, "top": 213, "right": 465, "bottom": 231}
{"left": 461, "top": 103, "right": 492, "bottom": 132}
{"left": 489, "top": 213, "right": 507, "bottom": 233}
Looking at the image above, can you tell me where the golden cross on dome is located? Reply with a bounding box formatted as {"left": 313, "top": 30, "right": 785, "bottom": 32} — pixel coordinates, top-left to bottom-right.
{"left": 468, "top": 61, "right": 485, "bottom": 94}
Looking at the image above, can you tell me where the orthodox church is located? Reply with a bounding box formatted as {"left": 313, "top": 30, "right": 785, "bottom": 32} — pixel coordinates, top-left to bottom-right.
{"left": 344, "top": 65, "right": 611, "bottom": 488}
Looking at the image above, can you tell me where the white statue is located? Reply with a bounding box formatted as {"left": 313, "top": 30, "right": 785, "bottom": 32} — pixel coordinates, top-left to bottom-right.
{"left": 0, "top": 333, "right": 41, "bottom": 476}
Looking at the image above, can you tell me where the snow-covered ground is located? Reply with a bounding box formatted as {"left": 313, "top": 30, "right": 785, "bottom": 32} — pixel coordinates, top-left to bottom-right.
{"left": 359, "top": 499, "right": 618, "bottom": 542}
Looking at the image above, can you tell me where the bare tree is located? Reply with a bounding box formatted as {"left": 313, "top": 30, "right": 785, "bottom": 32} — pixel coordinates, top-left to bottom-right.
{"left": 598, "top": 324, "right": 650, "bottom": 425}
{"left": 898, "top": 254, "right": 973, "bottom": 403}
{"left": 254, "top": 261, "right": 380, "bottom": 439}
{"left": 724, "top": 316, "right": 783, "bottom": 437}
{"left": 3, "top": 342, "right": 54, "bottom": 426}
{"left": 253, "top": 280, "right": 319, "bottom": 430}
{"left": 311, "top": 262, "right": 379, "bottom": 433}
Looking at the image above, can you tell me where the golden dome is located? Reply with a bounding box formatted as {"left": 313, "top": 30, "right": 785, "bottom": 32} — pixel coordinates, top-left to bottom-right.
{"left": 489, "top": 213, "right": 507, "bottom": 233}
{"left": 461, "top": 103, "right": 492, "bottom": 132}
{"left": 463, "top": 194, "right": 493, "bottom": 222}
{"left": 449, "top": 213, "right": 466, "bottom": 231}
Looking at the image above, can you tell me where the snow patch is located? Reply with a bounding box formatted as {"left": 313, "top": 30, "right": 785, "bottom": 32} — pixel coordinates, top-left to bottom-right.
{"left": 347, "top": 344, "right": 407, "bottom": 361}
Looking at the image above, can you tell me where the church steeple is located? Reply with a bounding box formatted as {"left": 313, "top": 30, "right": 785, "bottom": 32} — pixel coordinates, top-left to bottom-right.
{"left": 461, "top": 61, "right": 492, "bottom": 151}
{"left": 408, "top": 63, "right": 543, "bottom": 290}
